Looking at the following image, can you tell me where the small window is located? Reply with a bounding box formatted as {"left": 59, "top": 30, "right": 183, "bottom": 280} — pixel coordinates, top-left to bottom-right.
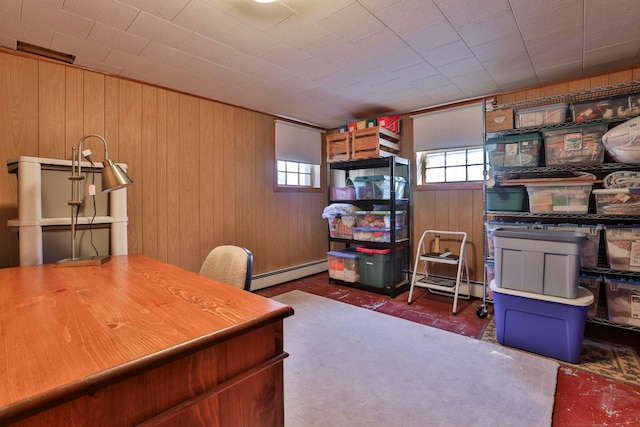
{"left": 277, "top": 160, "right": 318, "bottom": 187}
{"left": 275, "top": 120, "right": 322, "bottom": 190}
{"left": 416, "top": 147, "right": 484, "bottom": 184}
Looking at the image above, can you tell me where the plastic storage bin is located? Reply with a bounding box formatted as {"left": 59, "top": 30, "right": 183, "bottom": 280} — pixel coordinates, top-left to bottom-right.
{"left": 525, "top": 183, "right": 592, "bottom": 213}
{"left": 356, "top": 246, "right": 405, "bottom": 288}
{"left": 604, "top": 225, "right": 640, "bottom": 272}
{"left": 545, "top": 224, "right": 602, "bottom": 268}
{"left": 571, "top": 96, "right": 632, "bottom": 122}
{"left": 493, "top": 228, "right": 583, "bottom": 298}
{"left": 326, "top": 215, "right": 356, "bottom": 239}
{"left": 593, "top": 189, "right": 640, "bottom": 215}
{"left": 486, "top": 186, "right": 526, "bottom": 211}
{"left": 604, "top": 276, "right": 640, "bottom": 327}
{"left": 515, "top": 102, "right": 567, "bottom": 128}
{"left": 331, "top": 186, "right": 356, "bottom": 200}
{"left": 327, "top": 248, "right": 360, "bottom": 283}
{"left": 485, "top": 133, "right": 543, "bottom": 168}
{"left": 579, "top": 273, "right": 602, "bottom": 319}
{"left": 490, "top": 281, "right": 593, "bottom": 363}
{"left": 353, "top": 175, "right": 407, "bottom": 199}
{"left": 356, "top": 211, "right": 406, "bottom": 228}
{"left": 543, "top": 123, "right": 607, "bottom": 165}
{"left": 352, "top": 226, "right": 408, "bottom": 242}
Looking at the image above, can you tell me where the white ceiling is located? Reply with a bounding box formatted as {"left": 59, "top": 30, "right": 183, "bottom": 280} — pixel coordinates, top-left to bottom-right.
{"left": 1, "top": 0, "right": 639, "bottom": 128}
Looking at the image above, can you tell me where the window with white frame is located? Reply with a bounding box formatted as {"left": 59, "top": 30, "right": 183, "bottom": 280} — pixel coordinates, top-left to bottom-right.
{"left": 275, "top": 120, "right": 323, "bottom": 189}
{"left": 412, "top": 103, "right": 484, "bottom": 185}
{"left": 417, "top": 147, "right": 484, "bottom": 184}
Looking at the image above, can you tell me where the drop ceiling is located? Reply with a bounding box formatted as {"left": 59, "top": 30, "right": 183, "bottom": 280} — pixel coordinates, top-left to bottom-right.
{"left": 1, "top": 0, "right": 639, "bottom": 129}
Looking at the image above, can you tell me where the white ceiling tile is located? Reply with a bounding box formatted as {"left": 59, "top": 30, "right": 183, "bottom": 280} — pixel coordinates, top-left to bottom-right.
{"left": 410, "top": 73, "right": 452, "bottom": 91}
{"left": 437, "top": 0, "right": 512, "bottom": 27}
{"left": 221, "top": 23, "right": 280, "bottom": 56}
{"left": 88, "top": 22, "right": 149, "bottom": 56}
{"left": 438, "top": 57, "right": 484, "bottom": 79}
{"left": 0, "top": 37, "right": 17, "bottom": 50}
{"left": 277, "top": 0, "right": 356, "bottom": 23}
{"left": 457, "top": 10, "right": 520, "bottom": 48}
{"left": 358, "top": 0, "right": 403, "bottom": 14}
{"left": 375, "top": 46, "right": 426, "bottom": 73}
{"left": 471, "top": 36, "right": 527, "bottom": 63}
{"left": 73, "top": 57, "right": 123, "bottom": 75}
{"left": 535, "top": 60, "right": 583, "bottom": 84}
{"left": 302, "top": 35, "right": 358, "bottom": 64}
{"left": 172, "top": 1, "right": 241, "bottom": 41}
{"left": 259, "top": 43, "right": 312, "bottom": 68}
{"left": 219, "top": 50, "right": 269, "bottom": 74}
{"left": 509, "top": 0, "right": 581, "bottom": 19}
{"left": 317, "top": 3, "right": 385, "bottom": 43}
{"left": 421, "top": 40, "right": 473, "bottom": 67}
{"left": 286, "top": 57, "right": 338, "bottom": 81}
{"left": 128, "top": 11, "right": 193, "bottom": 49}
{"left": 516, "top": 7, "right": 582, "bottom": 42}
{"left": 390, "top": 62, "right": 440, "bottom": 81}
{"left": 197, "top": 0, "right": 295, "bottom": 32}
{"left": 118, "top": 0, "right": 190, "bottom": 20}
{"left": 22, "top": 0, "right": 94, "bottom": 40}
{"left": 267, "top": 15, "right": 330, "bottom": 49}
{"left": 349, "top": 28, "right": 407, "bottom": 58}
{"left": 584, "top": 41, "right": 640, "bottom": 70}
{"left": 139, "top": 41, "right": 195, "bottom": 67}
{"left": 252, "top": 62, "right": 297, "bottom": 84}
{"left": 50, "top": 32, "right": 111, "bottom": 62}
{"left": 403, "top": 21, "right": 461, "bottom": 55}
{"left": 63, "top": 0, "right": 139, "bottom": 31}
{"left": 178, "top": 33, "right": 234, "bottom": 62}
{"left": 374, "top": 0, "right": 443, "bottom": 35}
{"left": 104, "top": 48, "right": 158, "bottom": 73}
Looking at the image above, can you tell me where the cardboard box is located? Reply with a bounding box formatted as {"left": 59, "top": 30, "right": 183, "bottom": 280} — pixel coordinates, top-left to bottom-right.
{"left": 485, "top": 108, "right": 514, "bottom": 132}
{"left": 491, "top": 281, "right": 593, "bottom": 363}
{"left": 377, "top": 115, "right": 400, "bottom": 133}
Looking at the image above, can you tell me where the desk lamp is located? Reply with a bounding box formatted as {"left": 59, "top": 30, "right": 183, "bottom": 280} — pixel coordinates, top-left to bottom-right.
{"left": 56, "top": 134, "right": 133, "bottom": 267}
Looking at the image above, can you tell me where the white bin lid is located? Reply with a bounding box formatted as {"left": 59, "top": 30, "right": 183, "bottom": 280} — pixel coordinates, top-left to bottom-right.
{"left": 490, "top": 280, "right": 594, "bottom": 306}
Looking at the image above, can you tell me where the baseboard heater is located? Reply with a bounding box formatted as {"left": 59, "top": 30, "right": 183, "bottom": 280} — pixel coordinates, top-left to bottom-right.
{"left": 251, "top": 260, "right": 327, "bottom": 291}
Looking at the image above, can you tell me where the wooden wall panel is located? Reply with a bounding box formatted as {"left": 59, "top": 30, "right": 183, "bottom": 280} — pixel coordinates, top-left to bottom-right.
{"left": 141, "top": 85, "right": 159, "bottom": 260}
{"left": 178, "top": 94, "right": 201, "bottom": 273}
{"left": 2, "top": 48, "right": 637, "bottom": 284}
{"left": 0, "top": 53, "right": 38, "bottom": 268}
{"left": 37, "top": 61, "right": 65, "bottom": 160}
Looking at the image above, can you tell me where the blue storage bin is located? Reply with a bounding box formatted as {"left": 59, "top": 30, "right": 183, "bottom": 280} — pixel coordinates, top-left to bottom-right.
{"left": 490, "top": 281, "right": 593, "bottom": 363}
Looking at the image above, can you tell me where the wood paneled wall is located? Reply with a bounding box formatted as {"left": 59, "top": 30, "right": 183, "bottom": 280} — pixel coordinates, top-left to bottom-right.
{"left": 2, "top": 47, "right": 639, "bottom": 284}
{"left": 0, "top": 50, "right": 327, "bottom": 273}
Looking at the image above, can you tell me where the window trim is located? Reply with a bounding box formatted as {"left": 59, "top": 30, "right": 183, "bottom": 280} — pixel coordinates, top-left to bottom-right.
{"left": 415, "top": 146, "right": 484, "bottom": 188}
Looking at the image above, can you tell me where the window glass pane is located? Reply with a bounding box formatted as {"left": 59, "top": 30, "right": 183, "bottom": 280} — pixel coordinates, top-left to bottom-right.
{"left": 299, "top": 174, "right": 311, "bottom": 186}
{"left": 299, "top": 163, "right": 311, "bottom": 173}
{"left": 467, "top": 148, "right": 484, "bottom": 164}
{"left": 277, "top": 171, "right": 287, "bottom": 185}
{"left": 446, "top": 166, "right": 466, "bottom": 182}
{"left": 426, "top": 152, "right": 445, "bottom": 167}
{"left": 427, "top": 168, "right": 445, "bottom": 183}
{"left": 467, "top": 164, "right": 484, "bottom": 181}
{"left": 277, "top": 160, "right": 286, "bottom": 172}
{"left": 286, "top": 161, "right": 298, "bottom": 172}
{"left": 286, "top": 172, "right": 298, "bottom": 186}
{"left": 446, "top": 150, "right": 466, "bottom": 166}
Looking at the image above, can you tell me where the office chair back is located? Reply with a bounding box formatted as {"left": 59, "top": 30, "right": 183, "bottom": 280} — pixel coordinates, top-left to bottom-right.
{"left": 199, "top": 245, "right": 253, "bottom": 291}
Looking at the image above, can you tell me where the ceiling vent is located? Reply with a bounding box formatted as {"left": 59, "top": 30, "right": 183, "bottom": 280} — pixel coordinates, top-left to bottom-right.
{"left": 16, "top": 41, "right": 75, "bottom": 64}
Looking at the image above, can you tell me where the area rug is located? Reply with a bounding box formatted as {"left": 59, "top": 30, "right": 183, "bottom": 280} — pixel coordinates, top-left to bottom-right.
{"left": 273, "top": 291, "right": 559, "bottom": 427}
{"left": 480, "top": 318, "right": 640, "bottom": 388}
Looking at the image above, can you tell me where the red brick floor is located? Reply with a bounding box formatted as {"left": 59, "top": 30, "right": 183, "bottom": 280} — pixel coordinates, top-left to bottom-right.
{"left": 256, "top": 272, "right": 640, "bottom": 427}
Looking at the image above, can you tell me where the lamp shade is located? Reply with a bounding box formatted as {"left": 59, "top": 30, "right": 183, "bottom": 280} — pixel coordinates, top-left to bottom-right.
{"left": 102, "top": 159, "right": 133, "bottom": 193}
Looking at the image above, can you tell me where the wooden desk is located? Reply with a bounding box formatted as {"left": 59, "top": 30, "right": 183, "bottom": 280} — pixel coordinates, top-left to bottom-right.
{"left": 0, "top": 254, "right": 293, "bottom": 426}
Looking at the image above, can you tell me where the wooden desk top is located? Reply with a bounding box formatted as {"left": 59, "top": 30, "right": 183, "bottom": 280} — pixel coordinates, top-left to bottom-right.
{"left": 0, "top": 254, "right": 293, "bottom": 422}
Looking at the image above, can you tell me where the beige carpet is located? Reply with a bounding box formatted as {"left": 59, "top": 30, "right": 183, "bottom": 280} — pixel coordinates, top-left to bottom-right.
{"left": 274, "top": 291, "right": 559, "bottom": 427}
{"left": 480, "top": 318, "right": 640, "bottom": 388}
